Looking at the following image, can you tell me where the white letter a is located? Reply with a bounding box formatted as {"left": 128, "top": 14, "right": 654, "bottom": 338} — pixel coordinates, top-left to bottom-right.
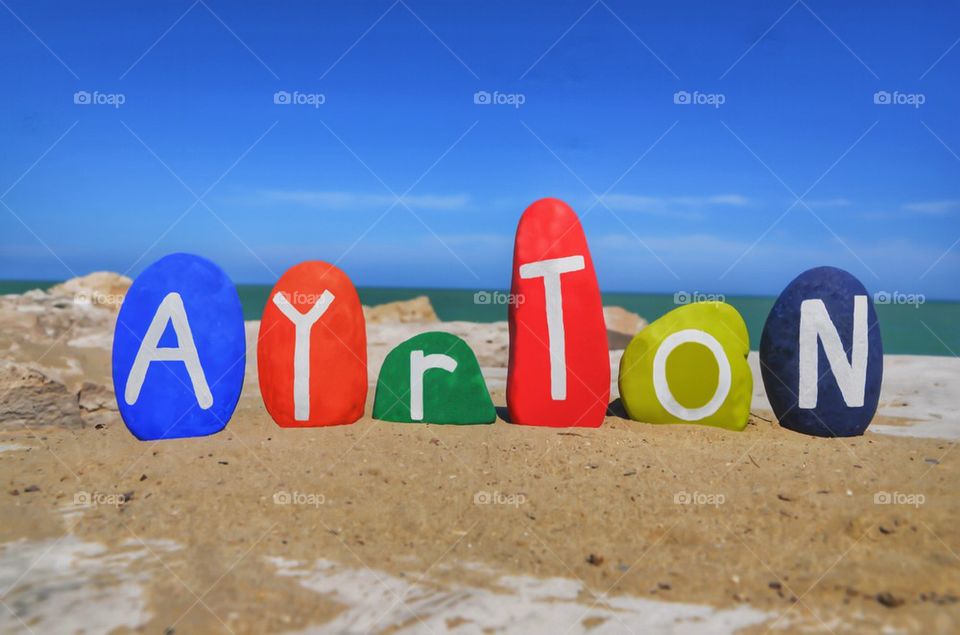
{"left": 125, "top": 292, "right": 213, "bottom": 409}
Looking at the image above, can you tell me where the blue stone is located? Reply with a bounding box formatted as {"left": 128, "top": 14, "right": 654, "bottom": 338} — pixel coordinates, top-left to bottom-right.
{"left": 112, "top": 253, "right": 246, "bottom": 440}
{"left": 759, "top": 266, "right": 883, "bottom": 437}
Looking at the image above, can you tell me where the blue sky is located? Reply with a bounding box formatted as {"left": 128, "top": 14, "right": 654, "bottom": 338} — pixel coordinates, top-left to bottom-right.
{"left": 1, "top": 0, "right": 958, "bottom": 298}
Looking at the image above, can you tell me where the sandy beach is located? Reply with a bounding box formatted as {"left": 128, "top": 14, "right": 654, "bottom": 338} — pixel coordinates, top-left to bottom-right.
{"left": 1, "top": 276, "right": 958, "bottom": 634}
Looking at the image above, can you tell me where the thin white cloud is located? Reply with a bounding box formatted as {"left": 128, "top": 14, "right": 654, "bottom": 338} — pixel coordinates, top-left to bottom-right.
{"left": 902, "top": 199, "right": 960, "bottom": 215}
{"left": 260, "top": 190, "right": 470, "bottom": 211}
{"left": 599, "top": 193, "right": 750, "bottom": 215}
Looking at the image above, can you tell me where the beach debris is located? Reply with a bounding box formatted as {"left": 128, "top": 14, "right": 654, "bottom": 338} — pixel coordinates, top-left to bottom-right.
{"left": 618, "top": 302, "right": 752, "bottom": 431}
{"left": 363, "top": 295, "right": 438, "bottom": 323}
{"left": 373, "top": 332, "right": 494, "bottom": 424}
{"left": 507, "top": 198, "right": 609, "bottom": 428}
{"left": 0, "top": 360, "right": 84, "bottom": 428}
{"left": 777, "top": 493, "right": 793, "bottom": 502}
{"left": 623, "top": 468, "right": 637, "bottom": 476}
{"left": 876, "top": 591, "right": 904, "bottom": 608}
{"left": 258, "top": 261, "right": 367, "bottom": 428}
{"left": 585, "top": 553, "right": 604, "bottom": 566}
{"left": 112, "top": 254, "right": 245, "bottom": 440}
{"left": 924, "top": 457, "right": 939, "bottom": 464}
{"left": 23, "top": 484, "right": 41, "bottom": 493}
{"left": 760, "top": 266, "right": 883, "bottom": 437}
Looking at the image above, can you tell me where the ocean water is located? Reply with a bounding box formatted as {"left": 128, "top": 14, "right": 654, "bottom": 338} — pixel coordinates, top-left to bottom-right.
{"left": 3, "top": 281, "right": 956, "bottom": 356}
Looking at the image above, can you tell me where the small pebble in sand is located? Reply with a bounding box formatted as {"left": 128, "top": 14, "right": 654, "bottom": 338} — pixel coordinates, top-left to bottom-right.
{"left": 139, "top": 474, "right": 147, "bottom": 481}
{"left": 924, "top": 457, "right": 939, "bottom": 465}
{"left": 622, "top": 468, "right": 637, "bottom": 476}
{"left": 877, "top": 592, "right": 904, "bottom": 608}
{"left": 586, "top": 554, "right": 604, "bottom": 566}
{"left": 24, "top": 484, "right": 40, "bottom": 493}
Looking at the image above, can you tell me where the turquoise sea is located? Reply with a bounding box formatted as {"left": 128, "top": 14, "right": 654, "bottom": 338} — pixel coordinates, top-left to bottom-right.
{"left": 3, "top": 281, "right": 957, "bottom": 356}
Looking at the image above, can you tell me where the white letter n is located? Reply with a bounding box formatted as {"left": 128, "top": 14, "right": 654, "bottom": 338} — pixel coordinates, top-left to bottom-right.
{"left": 519, "top": 255, "right": 585, "bottom": 400}
{"left": 125, "top": 292, "right": 213, "bottom": 409}
{"left": 273, "top": 290, "right": 335, "bottom": 420}
{"left": 799, "top": 295, "right": 868, "bottom": 409}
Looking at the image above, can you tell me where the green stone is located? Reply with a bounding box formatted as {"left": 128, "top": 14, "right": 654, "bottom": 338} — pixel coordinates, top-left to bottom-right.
{"left": 372, "top": 331, "right": 496, "bottom": 424}
{"left": 617, "top": 302, "right": 752, "bottom": 431}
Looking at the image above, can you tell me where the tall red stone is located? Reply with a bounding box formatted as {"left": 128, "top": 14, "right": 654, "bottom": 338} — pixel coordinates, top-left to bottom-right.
{"left": 507, "top": 198, "right": 610, "bottom": 427}
{"left": 258, "top": 261, "right": 367, "bottom": 427}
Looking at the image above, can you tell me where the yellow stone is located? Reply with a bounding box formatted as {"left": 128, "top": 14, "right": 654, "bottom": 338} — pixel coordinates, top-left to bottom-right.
{"left": 617, "top": 302, "right": 752, "bottom": 431}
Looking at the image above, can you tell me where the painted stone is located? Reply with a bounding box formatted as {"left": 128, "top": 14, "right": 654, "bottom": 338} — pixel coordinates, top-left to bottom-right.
{"left": 760, "top": 266, "right": 882, "bottom": 437}
{"left": 258, "top": 261, "right": 367, "bottom": 427}
{"left": 112, "top": 253, "right": 245, "bottom": 440}
{"left": 373, "top": 331, "right": 495, "bottom": 424}
{"left": 618, "top": 302, "right": 752, "bottom": 431}
{"left": 507, "top": 198, "right": 610, "bottom": 427}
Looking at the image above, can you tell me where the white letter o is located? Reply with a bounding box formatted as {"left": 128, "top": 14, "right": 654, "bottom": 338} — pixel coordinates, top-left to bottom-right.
{"left": 652, "top": 329, "right": 731, "bottom": 421}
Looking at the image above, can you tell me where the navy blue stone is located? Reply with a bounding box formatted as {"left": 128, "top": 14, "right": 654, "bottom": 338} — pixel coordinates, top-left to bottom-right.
{"left": 112, "top": 253, "right": 246, "bottom": 440}
{"left": 760, "top": 266, "right": 883, "bottom": 437}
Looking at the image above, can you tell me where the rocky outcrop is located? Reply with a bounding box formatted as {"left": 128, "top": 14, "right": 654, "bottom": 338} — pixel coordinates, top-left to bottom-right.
{"left": 363, "top": 296, "right": 438, "bottom": 324}
{"left": 603, "top": 306, "right": 648, "bottom": 350}
{"left": 49, "top": 272, "right": 132, "bottom": 312}
{"left": 78, "top": 381, "right": 118, "bottom": 427}
{"left": 0, "top": 361, "right": 84, "bottom": 428}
